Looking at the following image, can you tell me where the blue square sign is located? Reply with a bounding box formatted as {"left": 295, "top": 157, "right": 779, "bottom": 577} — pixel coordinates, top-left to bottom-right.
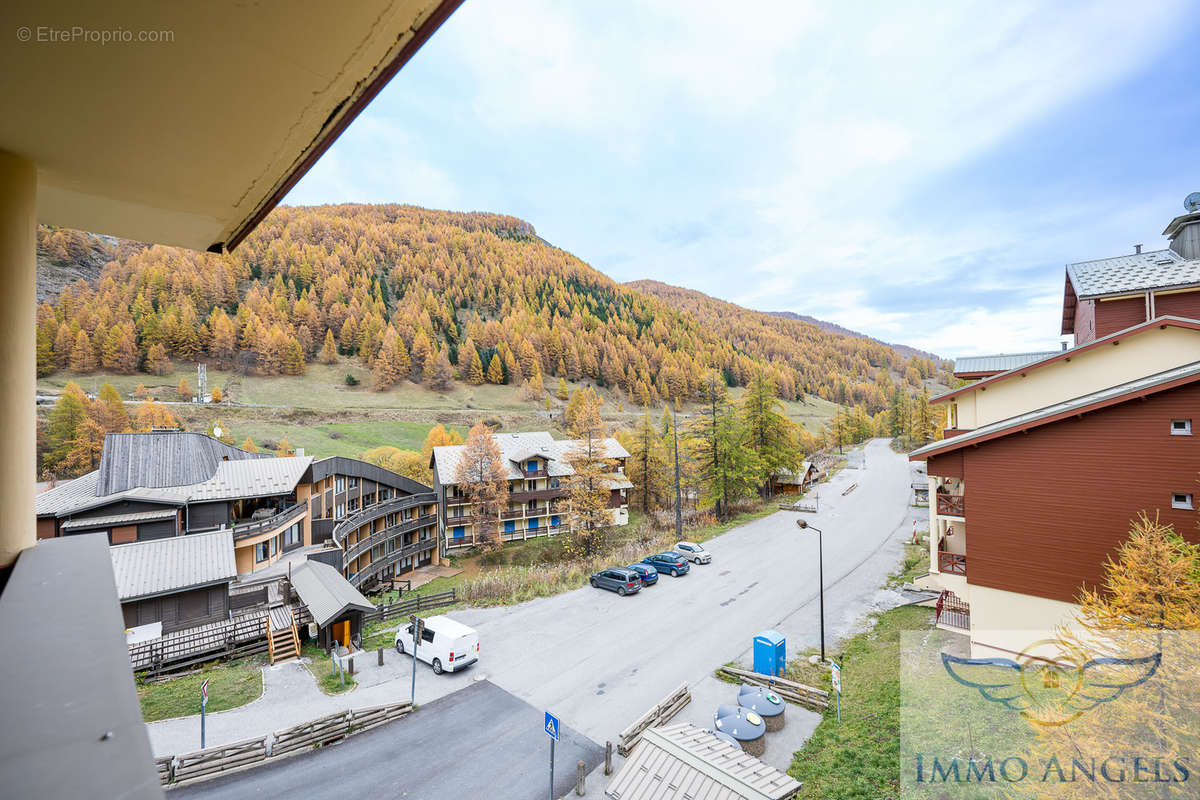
{"left": 545, "top": 711, "right": 559, "bottom": 741}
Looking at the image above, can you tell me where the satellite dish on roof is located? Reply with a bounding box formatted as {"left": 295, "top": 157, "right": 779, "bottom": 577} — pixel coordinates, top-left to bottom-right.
{"left": 1185, "top": 192, "right": 1200, "bottom": 213}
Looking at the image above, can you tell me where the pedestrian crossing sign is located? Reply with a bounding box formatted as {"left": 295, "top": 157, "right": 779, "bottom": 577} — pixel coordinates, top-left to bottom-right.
{"left": 545, "top": 711, "right": 559, "bottom": 741}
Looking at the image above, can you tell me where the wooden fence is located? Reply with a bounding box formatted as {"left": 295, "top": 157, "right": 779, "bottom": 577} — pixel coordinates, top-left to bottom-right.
{"left": 131, "top": 615, "right": 269, "bottom": 677}
{"left": 616, "top": 682, "right": 690, "bottom": 756}
{"left": 717, "top": 666, "right": 830, "bottom": 711}
{"left": 156, "top": 701, "right": 413, "bottom": 787}
{"left": 170, "top": 736, "right": 268, "bottom": 785}
{"left": 360, "top": 589, "right": 457, "bottom": 624}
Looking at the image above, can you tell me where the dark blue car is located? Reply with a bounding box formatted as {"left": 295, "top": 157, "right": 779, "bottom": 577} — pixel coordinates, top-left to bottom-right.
{"left": 627, "top": 563, "right": 658, "bottom": 586}
{"left": 641, "top": 552, "right": 690, "bottom": 577}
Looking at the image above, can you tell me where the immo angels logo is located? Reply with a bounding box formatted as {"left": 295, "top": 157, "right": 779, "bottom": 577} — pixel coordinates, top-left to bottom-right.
{"left": 941, "top": 639, "right": 1161, "bottom": 727}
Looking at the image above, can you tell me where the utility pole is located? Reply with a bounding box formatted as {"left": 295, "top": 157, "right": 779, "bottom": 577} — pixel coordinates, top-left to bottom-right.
{"left": 672, "top": 403, "right": 682, "bottom": 539}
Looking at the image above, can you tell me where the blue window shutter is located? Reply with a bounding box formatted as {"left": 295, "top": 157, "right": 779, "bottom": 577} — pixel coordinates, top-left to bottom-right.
{"left": 453, "top": 526, "right": 464, "bottom": 539}
{"left": 529, "top": 518, "right": 538, "bottom": 530}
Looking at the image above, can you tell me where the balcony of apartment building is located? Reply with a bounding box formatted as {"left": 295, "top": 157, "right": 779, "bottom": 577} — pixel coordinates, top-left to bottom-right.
{"left": 931, "top": 477, "right": 967, "bottom": 581}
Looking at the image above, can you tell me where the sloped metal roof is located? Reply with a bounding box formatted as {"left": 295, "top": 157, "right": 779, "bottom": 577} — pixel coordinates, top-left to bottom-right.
{"left": 912, "top": 360, "right": 1200, "bottom": 459}
{"left": 60, "top": 509, "right": 178, "bottom": 532}
{"left": 187, "top": 456, "right": 313, "bottom": 501}
{"left": 432, "top": 431, "right": 630, "bottom": 485}
{"left": 109, "top": 530, "right": 236, "bottom": 602}
{"left": 96, "top": 432, "right": 267, "bottom": 495}
{"left": 290, "top": 560, "right": 374, "bottom": 628}
{"left": 953, "top": 351, "right": 1059, "bottom": 376}
{"left": 35, "top": 471, "right": 190, "bottom": 519}
{"left": 607, "top": 723, "right": 801, "bottom": 800}
{"left": 1065, "top": 249, "right": 1200, "bottom": 299}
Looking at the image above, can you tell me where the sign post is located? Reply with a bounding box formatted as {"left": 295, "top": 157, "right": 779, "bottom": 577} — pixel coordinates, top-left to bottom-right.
{"left": 200, "top": 678, "right": 210, "bottom": 748}
{"left": 830, "top": 662, "right": 842, "bottom": 724}
{"left": 545, "top": 711, "right": 559, "bottom": 800}
{"left": 410, "top": 615, "right": 423, "bottom": 703}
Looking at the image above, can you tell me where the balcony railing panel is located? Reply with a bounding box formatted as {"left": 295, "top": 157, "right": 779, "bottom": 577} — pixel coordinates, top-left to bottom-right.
{"left": 343, "top": 514, "right": 437, "bottom": 564}
{"left": 938, "top": 551, "right": 967, "bottom": 575}
{"left": 936, "top": 494, "right": 965, "bottom": 517}
{"left": 508, "top": 488, "right": 565, "bottom": 503}
{"left": 231, "top": 503, "right": 306, "bottom": 542}
{"left": 347, "top": 538, "right": 437, "bottom": 587}
{"left": 332, "top": 492, "right": 436, "bottom": 546}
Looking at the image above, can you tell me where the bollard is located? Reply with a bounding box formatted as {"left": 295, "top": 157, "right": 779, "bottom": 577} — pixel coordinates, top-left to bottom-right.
{"left": 575, "top": 760, "right": 586, "bottom": 796}
{"left": 378, "top": 647, "right": 384, "bottom": 667}
{"left": 605, "top": 741, "right": 613, "bottom": 775}
{"left": 348, "top": 656, "right": 355, "bottom": 675}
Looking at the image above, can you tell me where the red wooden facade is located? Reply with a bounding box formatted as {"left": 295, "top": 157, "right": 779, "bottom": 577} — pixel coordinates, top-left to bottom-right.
{"left": 927, "top": 380, "right": 1200, "bottom": 604}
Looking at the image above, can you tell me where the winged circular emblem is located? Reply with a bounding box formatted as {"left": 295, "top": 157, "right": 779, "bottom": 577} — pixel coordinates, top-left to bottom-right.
{"left": 941, "top": 642, "right": 1161, "bottom": 727}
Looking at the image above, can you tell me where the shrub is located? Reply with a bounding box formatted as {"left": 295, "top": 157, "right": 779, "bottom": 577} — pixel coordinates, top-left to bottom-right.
{"left": 345, "top": 374, "right": 360, "bottom": 386}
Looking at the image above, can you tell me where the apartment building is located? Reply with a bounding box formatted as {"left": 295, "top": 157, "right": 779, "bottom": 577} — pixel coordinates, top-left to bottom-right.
{"left": 430, "top": 430, "right": 631, "bottom": 552}
{"left": 911, "top": 202, "right": 1200, "bottom": 659}
{"left": 35, "top": 432, "right": 439, "bottom": 631}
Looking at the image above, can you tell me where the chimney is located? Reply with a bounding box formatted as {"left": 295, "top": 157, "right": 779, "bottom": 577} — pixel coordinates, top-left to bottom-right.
{"left": 1164, "top": 194, "right": 1200, "bottom": 260}
{"left": 1134, "top": 244, "right": 1142, "bottom": 254}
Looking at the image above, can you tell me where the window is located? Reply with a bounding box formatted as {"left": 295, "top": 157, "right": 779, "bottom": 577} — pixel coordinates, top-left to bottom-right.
{"left": 335, "top": 503, "right": 346, "bottom": 519}
{"left": 1171, "top": 419, "right": 1192, "bottom": 436}
{"left": 255, "top": 541, "right": 270, "bottom": 562}
{"left": 348, "top": 497, "right": 360, "bottom": 513}
{"left": 335, "top": 477, "right": 346, "bottom": 493}
{"left": 386, "top": 538, "right": 396, "bottom": 554}
{"left": 1172, "top": 493, "right": 1194, "bottom": 510}
{"left": 349, "top": 477, "right": 359, "bottom": 489}
{"left": 421, "top": 627, "right": 435, "bottom": 643}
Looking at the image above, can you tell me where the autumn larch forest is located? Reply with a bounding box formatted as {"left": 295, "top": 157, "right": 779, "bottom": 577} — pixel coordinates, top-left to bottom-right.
{"left": 35, "top": 204, "right": 947, "bottom": 479}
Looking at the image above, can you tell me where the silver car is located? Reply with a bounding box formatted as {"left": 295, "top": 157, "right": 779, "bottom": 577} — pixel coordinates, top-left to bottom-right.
{"left": 675, "top": 541, "right": 711, "bottom": 564}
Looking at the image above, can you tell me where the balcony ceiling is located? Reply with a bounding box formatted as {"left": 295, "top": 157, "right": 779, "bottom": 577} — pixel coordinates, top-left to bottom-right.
{"left": 0, "top": 0, "right": 461, "bottom": 252}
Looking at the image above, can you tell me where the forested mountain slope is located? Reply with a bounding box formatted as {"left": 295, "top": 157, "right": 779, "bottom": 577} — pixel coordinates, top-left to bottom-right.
{"left": 627, "top": 280, "right": 946, "bottom": 412}
{"left": 36, "top": 204, "right": 931, "bottom": 412}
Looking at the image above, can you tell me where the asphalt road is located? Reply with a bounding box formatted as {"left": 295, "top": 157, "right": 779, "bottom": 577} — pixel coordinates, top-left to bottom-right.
{"left": 165, "top": 438, "right": 921, "bottom": 796}
{"left": 175, "top": 680, "right": 604, "bottom": 800}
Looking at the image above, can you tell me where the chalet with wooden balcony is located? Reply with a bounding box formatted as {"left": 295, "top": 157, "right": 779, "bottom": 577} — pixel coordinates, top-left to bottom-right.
{"left": 430, "top": 430, "right": 631, "bottom": 552}
{"left": 910, "top": 199, "right": 1200, "bottom": 657}
{"left": 35, "top": 432, "right": 440, "bottom": 632}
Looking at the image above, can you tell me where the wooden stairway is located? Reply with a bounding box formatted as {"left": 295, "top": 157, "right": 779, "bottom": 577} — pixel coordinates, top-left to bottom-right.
{"left": 268, "top": 624, "right": 300, "bottom": 665}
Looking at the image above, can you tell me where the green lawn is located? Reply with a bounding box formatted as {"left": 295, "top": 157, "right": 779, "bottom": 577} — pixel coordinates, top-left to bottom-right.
{"left": 301, "top": 643, "right": 356, "bottom": 695}
{"left": 787, "top": 605, "right": 933, "bottom": 799}
{"left": 137, "top": 658, "right": 264, "bottom": 722}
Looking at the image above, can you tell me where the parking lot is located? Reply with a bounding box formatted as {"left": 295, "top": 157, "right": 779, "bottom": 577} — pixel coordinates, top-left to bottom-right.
{"left": 154, "top": 439, "right": 922, "bottom": 795}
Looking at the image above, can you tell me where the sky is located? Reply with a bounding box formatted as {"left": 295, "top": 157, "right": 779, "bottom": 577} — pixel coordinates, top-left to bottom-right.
{"left": 287, "top": 0, "right": 1200, "bottom": 358}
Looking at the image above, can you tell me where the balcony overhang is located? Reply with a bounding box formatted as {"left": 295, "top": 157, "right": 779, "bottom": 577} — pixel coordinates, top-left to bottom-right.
{"left": 0, "top": 0, "right": 462, "bottom": 252}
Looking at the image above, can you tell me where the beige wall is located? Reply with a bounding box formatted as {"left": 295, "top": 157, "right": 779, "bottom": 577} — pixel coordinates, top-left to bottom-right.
{"left": 951, "top": 325, "right": 1200, "bottom": 429}
{"left": 967, "top": 585, "right": 1081, "bottom": 659}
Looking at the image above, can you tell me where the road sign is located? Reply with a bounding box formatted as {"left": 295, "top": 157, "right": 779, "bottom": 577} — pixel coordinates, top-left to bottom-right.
{"left": 545, "top": 711, "right": 559, "bottom": 741}
{"left": 200, "top": 678, "right": 210, "bottom": 705}
{"left": 830, "top": 663, "right": 841, "bottom": 693}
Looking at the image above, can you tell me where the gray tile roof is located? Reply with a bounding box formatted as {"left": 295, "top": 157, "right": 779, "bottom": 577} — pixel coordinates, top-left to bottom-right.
{"left": 953, "top": 351, "right": 1060, "bottom": 375}
{"left": 109, "top": 530, "right": 236, "bottom": 602}
{"left": 60, "top": 509, "right": 178, "bottom": 532}
{"left": 913, "top": 360, "right": 1200, "bottom": 458}
{"left": 1066, "top": 249, "right": 1200, "bottom": 299}
{"left": 96, "top": 432, "right": 267, "bottom": 495}
{"left": 289, "top": 560, "right": 375, "bottom": 628}
{"left": 35, "top": 471, "right": 190, "bottom": 518}
{"left": 36, "top": 455, "right": 312, "bottom": 517}
{"left": 607, "top": 723, "right": 801, "bottom": 800}
{"left": 432, "top": 431, "right": 630, "bottom": 486}
{"left": 187, "top": 456, "right": 313, "bottom": 501}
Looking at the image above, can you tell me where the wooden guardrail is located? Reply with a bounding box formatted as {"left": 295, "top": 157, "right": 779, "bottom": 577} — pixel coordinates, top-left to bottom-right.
{"left": 717, "top": 666, "right": 830, "bottom": 711}
{"left": 171, "top": 736, "right": 268, "bottom": 785}
{"left": 616, "top": 682, "right": 690, "bottom": 756}
{"left": 157, "top": 701, "right": 414, "bottom": 787}
{"left": 131, "top": 616, "right": 270, "bottom": 677}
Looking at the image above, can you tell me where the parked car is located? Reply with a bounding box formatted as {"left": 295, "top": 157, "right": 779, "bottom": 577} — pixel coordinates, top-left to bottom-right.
{"left": 642, "top": 552, "right": 690, "bottom": 577}
{"left": 590, "top": 567, "right": 643, "bottom": 596}
{"left": 626, "top": 562, "right": 658, "bottom": 586}
{"left": 675, "top": 541, "right": 712, "bottom": 564}
{"left": 395, "top": 615, "right": 479, "bottom": 675}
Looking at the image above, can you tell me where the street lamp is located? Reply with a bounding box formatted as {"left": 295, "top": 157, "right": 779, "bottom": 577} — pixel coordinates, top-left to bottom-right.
{"left": 796, "top": 519, "right": 825, "bottom": 663}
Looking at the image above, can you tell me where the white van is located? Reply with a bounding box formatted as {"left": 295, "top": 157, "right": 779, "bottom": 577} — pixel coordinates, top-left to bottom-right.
{"left": 394, "top": 615, "right": 479, "bottom": 674}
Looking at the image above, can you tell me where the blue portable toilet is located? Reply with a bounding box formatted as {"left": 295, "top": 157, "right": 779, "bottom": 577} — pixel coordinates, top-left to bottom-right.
{"left": 753, "top": 630, "right": 786, "bottom": 677}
